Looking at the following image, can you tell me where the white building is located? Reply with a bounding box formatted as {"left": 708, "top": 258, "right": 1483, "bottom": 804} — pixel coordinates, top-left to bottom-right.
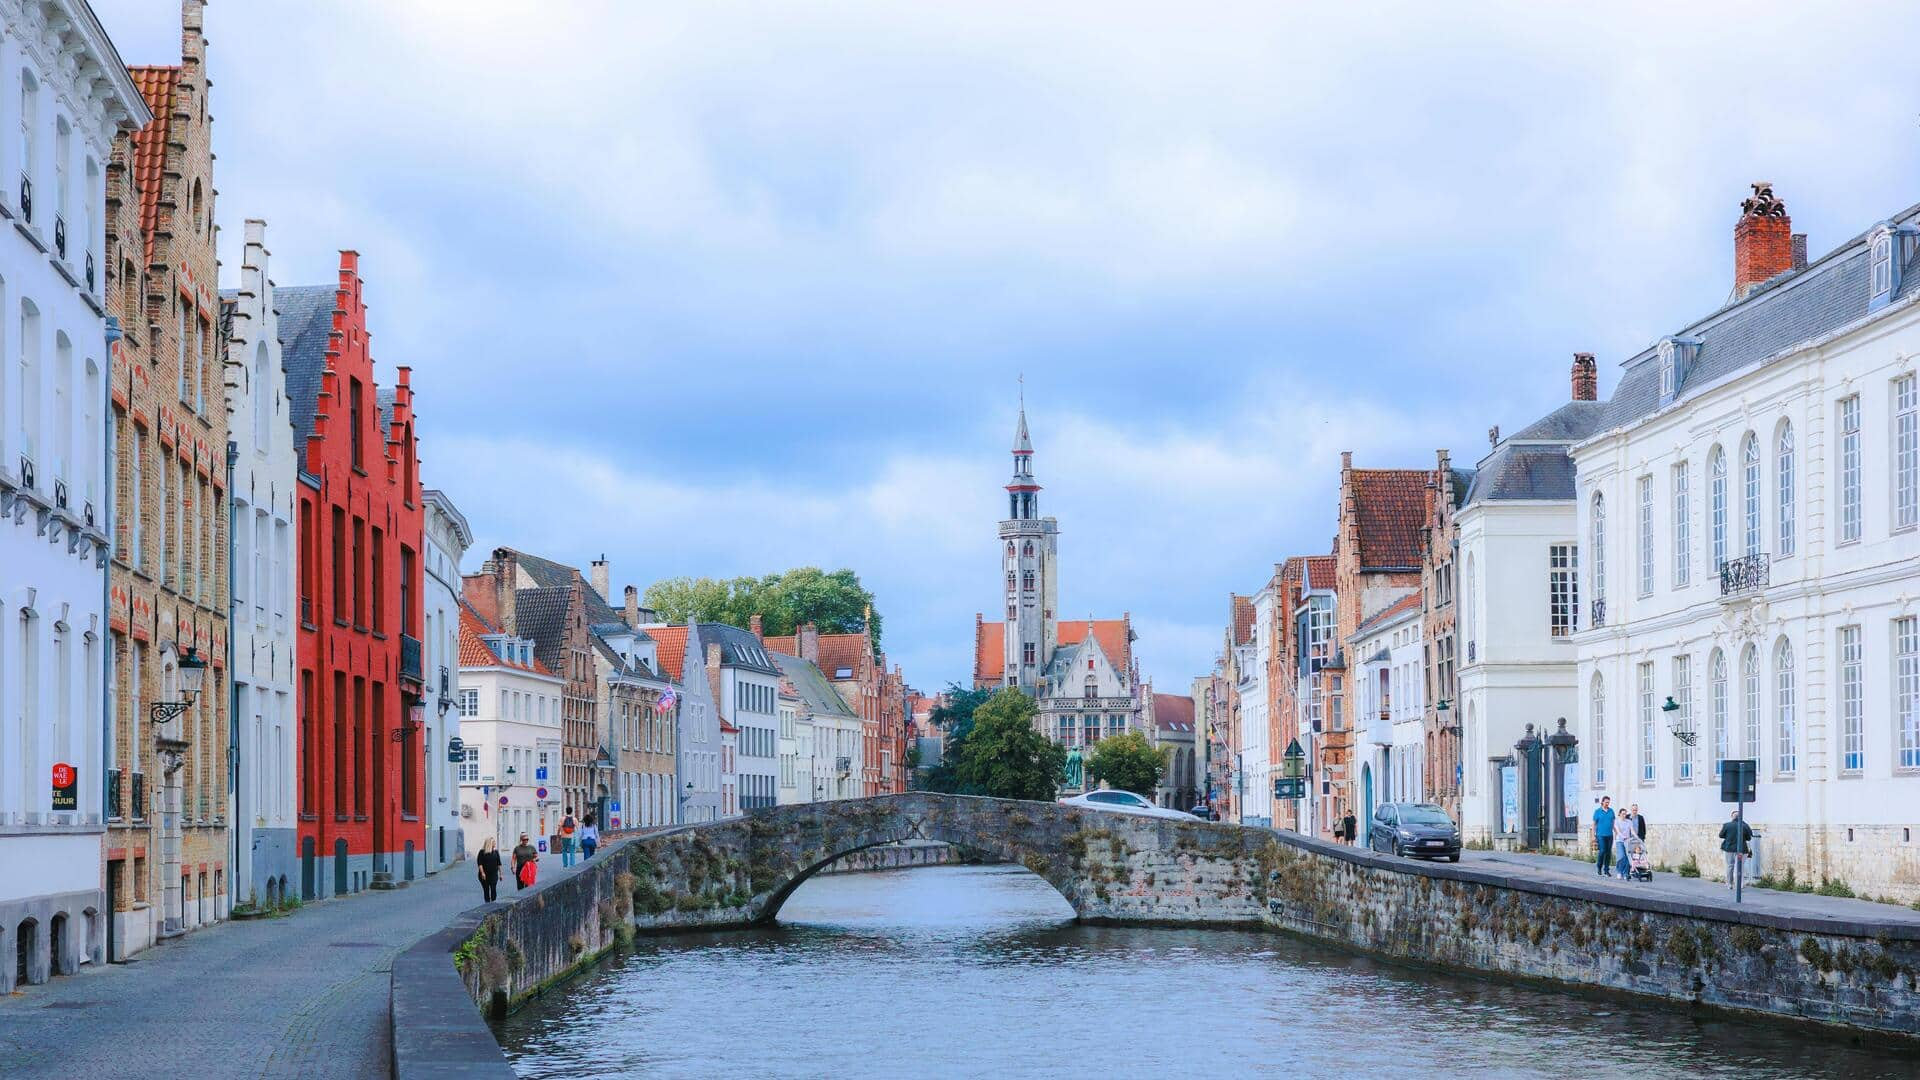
{"left": 1351, "top": 592, "right": 1423, "bottom": 833}
{"left": 0, "top": 0, "right": 147, "bottom": 992}
{"left": 455, "top": 604, "right": 565, "bottom": 855}
{"left": 1574, "top": 186, "right": 1920, "bottom": 899}
{"left": 643, "top": 622, "right": 721, "bottom": 823}
{"left": 774, "top": 650, "right": 862, "bottom": 801}
{"left": 1235, "top": 587, "right": 1274, "bottom": 827}
{"left": 776, "top": 675, "right": 804, "bottom": 805}
{"left": 702, "top": 622, "right": 780, "bottom": 811}
{"left": 221, "top": 220, "right": 298, "bottom": 907}
{"left": 421, "top": 489, "right": 470, "bottom": 871}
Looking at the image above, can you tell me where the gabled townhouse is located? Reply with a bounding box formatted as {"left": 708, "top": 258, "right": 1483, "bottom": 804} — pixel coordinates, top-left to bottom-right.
{"left": 1238, "top": 588, "right": 1274, "bottom": 826}
{"left": 1288, "top": 554, "right": 1337, "bottom": 837}
{"left": 1573, "top": 185, "right": 1920, "bottom": 899}
{"left": 421, "top": 488, "right": 471, "bottom": 869}
{"left": 701, "top": 622, "right": 780, "bottom": 811}
{"left": 453, "top": 599, "right": 564, "bottom": 856}
{"left": 1418, "top": 450, "right": 1474, "bottom": 819}
{"left": 1216, "top": 594, "right": 1253, "bottom": 822}
{"left": 642, "top": 621, "right": 722, "bottom": 823}
{"left": 1349, "top": 592, "right": 1422, "bottom": 827}
{"left": 1145, "top": 690, "right": 1197, "bottom": 809}
{"left": 220, "top": 220, "right": 298, "bottom": 907}
{"left": 1, "top": 0, "right": 149, "bottom": 988}
{"left": 773, "top": 647, "right": 862, "bottom": 801}
{"left": 582, "top": 572, "right": 676, "bottom": 833}
{"left": 776, "top": 671, "right": 806, "bottom": 805}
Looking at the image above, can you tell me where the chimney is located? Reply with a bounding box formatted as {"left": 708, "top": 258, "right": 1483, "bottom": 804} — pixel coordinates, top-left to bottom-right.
{"left": 495, "top": 548, "right": 519, "bottom": 635}
{"left": 798, "top": 622, "right": 820, "bottom": 664}
{"left": 749, "top": 614, "right": 763, "bottom": 639}
{"left": 1571, "top": 352, "right": 1598, "bottom": 401}
{"left": 590, "top": 556, "right": 610, "bottom": 603}
{"left": 706, "top": 642, "right": 724, "bottom": 715}
{"left": 1734, "top": 182, "right": 1794, "bottom": 299}
{"left": 623, "top": 585, "right": 639, "bottom": 628}
{"left": 1791, "top": 233, "right": 1808, "bottom": 271}
{"left": 1488, "top": 425, "right": 1500, "bottom": 448}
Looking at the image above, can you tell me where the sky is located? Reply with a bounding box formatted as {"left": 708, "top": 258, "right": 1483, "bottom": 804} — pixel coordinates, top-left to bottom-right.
{"left": 92, "top": 1, "right": 1920, "bottom": 693}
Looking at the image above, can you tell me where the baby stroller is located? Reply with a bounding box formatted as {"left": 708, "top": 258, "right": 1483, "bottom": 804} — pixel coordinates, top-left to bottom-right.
{"left": 1623, "top": 835, "right": 1653, "bottom": 881}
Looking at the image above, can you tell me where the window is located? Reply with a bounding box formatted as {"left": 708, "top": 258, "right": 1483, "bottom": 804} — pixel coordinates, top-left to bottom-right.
{"left": 1548, "top": 543, "right": 1577, "bottom": 637}
{"left": 458, "top": 689, "right": 478, "bottom": 717}
{"left": 18, "top": 72, "right": 36, "bottom": 220}
{"left": 130, "top": 430, "right": 144, "bottom": 568}
{"left": 1897, "top": 617, "right": 1919, "bottom": 771}
{"left": 1589, "top": 673, "right": 1606, "bottom": 787}
{"left": 458, "top": 747, "right": 479, "bottom": 783}
{"left": 1774, "top": 639, "right": 1796, "bottom": 776}
{"left": 1708, "top": 649, "right": 1727, "bottom": 777}
{"left": 1839, "top": 625, "right": 1863, "bottom": 773}
{"left": 176, "top": 297, "right": 189, "bottom": 402}
{"left": 1637, "top": 662, "right": 1655, "bottom": 783}
{"left": 1673, "top": 654, "right": 1693, "bottom": 783}
{"left": 1871, "top": 234, "right": 1894, "bottom": 298}
{"left": 1776, "top": 422, "right": 1795, "bottom": 557}
{"left": 1637, "top": 475, "right": 1654, "bottom": 596}
{"left": 1589, "top": 494, "right": 1605, "bottom": 625}
{"left": 1736, "top": 644, "right": 1759, "bottom": 764}
{"left": 1896, "top": 375, "right": 1917, "bottom": 532}
{"left": 349, "top": 378, "right": 364, "bottom": 470}
{"left": 369, "top": 527, "right": 385, "bottom": 633}
{"left": 1660, "top": 354, "right": 1675, "bottom": 401}
{"left": 19, "top": 300, "right": 41, "bottom": 463}
{"left": 1742, "top": 433, "right": 1761, "bottom": 556}
{"left": 1670, "top": 462, "right": 1690, "bottom": 587}
{"left": 1709, "top": 446, "right": 1727, "bottom": 568}
{"left": 330, "top": 507, "right": 346, "bottom": 615}
{"left": 1839, "top": 396, "right": 1862, "bottom": 543}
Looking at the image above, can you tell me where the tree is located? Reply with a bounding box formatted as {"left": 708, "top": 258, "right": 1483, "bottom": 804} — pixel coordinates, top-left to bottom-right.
{"left": 921, "top": 684, "right": 995, "bottom": 794}
{"left": 1086, "top": 731, "right": 1166, "bottom": 796}
{"left": 952, "top": 689, "right": 1065, "bottom": 802}
{"left": 643, "top": 567, "right": 882, "bottom": 648}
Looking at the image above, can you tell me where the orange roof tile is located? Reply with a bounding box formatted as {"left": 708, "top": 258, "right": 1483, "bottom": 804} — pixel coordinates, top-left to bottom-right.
{"left": 1153, "top": 693, "right": 1195, "bottom": 731}
{"left": 458, "top": 603, "right": 555, "bottom": 676}
{"left": 973, "top": 619, "right": 1004, "bottom": 684}
{"left": 128, "top": 66, "right": 178, "bottom": 264}
{"left": 1304, "top": 555, "right": 1336, "bottom": 589}
{"left": 648, "top": 625, "right": 690, "bottom": 681}
{"left": 1349, "top": 468, "right": 1432, "bottom": 571}
{"left": 1058, "top": 619, "right": 1129, "bottom": 671}
{"left": 974, "top": 618, "right": 1130, "bottom": 684}
{"left": 816, "top": 633, "right": 868, "bottom": 680}
{"left": 761, "top": 634, "right": 797, "bottom": 655}
{"left": 1230, "top": 594, "right": 1255, "bottom": 645}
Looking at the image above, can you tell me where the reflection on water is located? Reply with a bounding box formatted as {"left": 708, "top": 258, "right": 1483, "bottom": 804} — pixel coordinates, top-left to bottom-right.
{"left": 497, "top": 864, "right": 1913, "bottom": 1079}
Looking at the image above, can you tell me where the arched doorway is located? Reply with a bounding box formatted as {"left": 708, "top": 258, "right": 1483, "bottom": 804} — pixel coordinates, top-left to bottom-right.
{"left": 16, "top": 918, "right": 38, "bottom": 987}
{"left": 48, "top": 913, "right": 67, "bottom": 976}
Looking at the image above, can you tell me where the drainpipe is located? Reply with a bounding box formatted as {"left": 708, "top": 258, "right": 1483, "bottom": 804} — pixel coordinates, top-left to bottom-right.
{"left": 103, "top": 315, "right": 120, "bottom": 963}
{"left": 227, "top": 438, "right": 239, "bottom": 912}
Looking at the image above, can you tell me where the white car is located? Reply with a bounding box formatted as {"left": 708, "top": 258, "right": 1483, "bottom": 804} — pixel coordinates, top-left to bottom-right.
{"left": 1057, "top": 789, "right": 1197, "bottom": 821}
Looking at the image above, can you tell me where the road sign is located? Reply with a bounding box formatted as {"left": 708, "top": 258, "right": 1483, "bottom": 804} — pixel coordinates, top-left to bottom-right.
{"left": 51, "top": 763, "right": 76, "bottom": 811}
{"left": 1273, "top": 776, "right": 1305, "bottom": 800}
{"left": 535, "top": 766, "right": 548, "bottom": 781}
{"left": 536, "top": 786, "right": 549, "bottom": 800}
{"left": 1720, "top": 759, "right": 1758, "bottom": 803}
{"left": 610, "top": 800, "right": 621, "bottom": 812}
{"left": 611, "top": 817, "right": 621, "bottom": 830}
{"left": 498, "top": 795, "right": 509, "bottom": 807}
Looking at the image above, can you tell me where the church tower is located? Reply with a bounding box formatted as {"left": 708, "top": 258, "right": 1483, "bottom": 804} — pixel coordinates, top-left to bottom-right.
{"left": 999, "top": 397, "right": 1059, "bottom": 692}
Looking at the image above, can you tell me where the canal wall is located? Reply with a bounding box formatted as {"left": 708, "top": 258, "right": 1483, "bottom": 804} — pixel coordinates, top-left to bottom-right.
{"left": 1259, "top": 834, "right": 1920, "bottom": 1039}
{"left": 818, "top": 840, "right": 962, "bottom": 875}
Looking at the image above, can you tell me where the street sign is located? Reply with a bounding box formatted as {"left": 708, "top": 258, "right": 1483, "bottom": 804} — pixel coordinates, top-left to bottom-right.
{"left": 1720, "top": 759, "right": 1758, "bottom": 803}
{"left": 498, "top": 795, "right": 509, "bottom": 807}
{"left": 536, "top": 786, "right": 549, "bottom": 800}
{"left": 51, "top": 763, "right": 76, "bottom": 811}
{"left": 446, "top": 736, "right": 466, "bottom": 762}
{"left": 535, "top": 766, "right": 548, "bottom": 781}
{"left": 1273, "top": 776, "right": 1306, "bottom": 800}
{"left": 610, "top": 800, "right": 621, "bottom": 812}
{"left": 611, "top": 817, "right": 621, "bottom": 829}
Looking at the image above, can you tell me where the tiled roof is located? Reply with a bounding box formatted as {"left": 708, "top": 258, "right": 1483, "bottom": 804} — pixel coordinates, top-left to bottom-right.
{"left": 1058, "top": 619, "right": 1129, "bottom": 673}
{"left": 1230, "top": 594, "right": 1254, "bottom": 645}
{"left": 274, "top": 284, "right": 340, "bottom": 473}
{"left": 1349, "top": 469, "right": 1431, "bottom": 571}
{"left": 457, "top": 599, "right": 555, "bottom": 676}
{"left": 772, "top": 652, "right": 858, "bottom": 718}
{"left": 1302, "top": 555, "right": 1336, "bottom": 591}
{"left": 128, "top": 66, "right": 178, "bottom": 263}
{"left": 1353, "top": 591, "right": 1423, "bottom": 638}
{"left": 648, "top": 625, "right": 690, "bottom": 681}
{"left": 973, "top": 619, "right": 1004, "bottom": 684}
{"left": 1598, "top": 201, "right": 1920, "bottom": 435}
{"left": 816, "top": 633, "right": 868, "bottom": 680}
{"left": 760, "top": 634, "right": 797, "bottom": 655}
{"left": 1153, "top": 693, "right": 1195, "bottom": 732}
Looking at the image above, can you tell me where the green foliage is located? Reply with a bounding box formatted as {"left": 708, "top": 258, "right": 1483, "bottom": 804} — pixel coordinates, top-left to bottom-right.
{"left": 643, "top": 567, "right": 882, "bottom": 647}
{"left": 951, "top": 689, "right": 1064, "bottom": 801}
{"left": 1815, "top": 876, "right": 1856, "bottom": 898}
{"left": 1085, "top": 731, "right": 1167, "bottom": 796}
{"left": 922, "top": 684, "right": 998, "bottom": 794}
{"left": 1678, "top": 854, "right": 1701, "bottom": 878}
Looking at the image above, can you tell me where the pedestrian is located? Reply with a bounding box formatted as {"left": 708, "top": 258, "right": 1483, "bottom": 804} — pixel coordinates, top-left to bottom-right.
{"left": 512, "top": 833, "right": 539, "bottom": 891}
{"left": 1629, "top": 803, "right": 1648, "bottom": 842}
{"left": 559, "top": 807, "right": 578, "bottom": 868}
{"left": 581, "top": 814, "right": 599, "bottom": 860}
{"left": 1592, "top": 796, "right": 1615, "bottom": 877}
{"left": 1341, "top": 811, "right": 1357, "bottom": 846}
{"left": 1719, "top": 807, "right": 1754, "bottom": 892}
{"left": 477, "top": 837, "right": 503, "bottom": 903}
{"left": 1614, "top": 809, "right": 1634, "bottom": 881}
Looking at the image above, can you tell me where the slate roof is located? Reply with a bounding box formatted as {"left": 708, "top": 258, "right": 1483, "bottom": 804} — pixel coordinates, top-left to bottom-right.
{"left": 772, "top": 652, "right": 858, "bottom": 718}
{"left": 699, "top": 622, "right": 781, "bottom": 675}
{"left": 1446, "top": 467, "right": 1478, "bottom": 510}
{"left": 457, "top": 598, "right": 555, "bottom": 676}
{"left": 128, "top": 66, "right": 178, "bottom": 263}
{"left": 1596, "top": 202, "right": 1920, "bottom": 435}
{"left": 1353, "top": 591, "right": 1423, "bottom": 639}
{"left": 1508, "top": 401, "right": 1609, "bottom": 443}
{"left": 1152, "top": 693, "right": 1195, "bottom": 733}
{"left": 1466, "top": 444, "right": 1579, "bottom": 504}
{"left": 274, "top": 284, "right": 341, "bottom": 472}
{"left": 1349, "top": 469, "right": 1431, "bottom": 571}
{"left": 507, "top": 549, "right": 579, "bottom": 590}
{"left": 513, "top": 587, "right": 574, "bottom": 674}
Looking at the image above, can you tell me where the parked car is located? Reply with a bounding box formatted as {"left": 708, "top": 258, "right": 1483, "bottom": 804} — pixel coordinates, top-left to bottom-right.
{"left": 1368, "top": 802, "right": 1461, "bottom": 861}
{"left": 1058, "top": 789, "right": 1197, "bottom": 821}
{"left": 1188, "top": 803, "right": 1218, "bottom": 821}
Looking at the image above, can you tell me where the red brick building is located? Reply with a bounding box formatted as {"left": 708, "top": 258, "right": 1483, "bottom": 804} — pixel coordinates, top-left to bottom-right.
{"left": 283, "top": 254, "right": 426, "bottom": 897}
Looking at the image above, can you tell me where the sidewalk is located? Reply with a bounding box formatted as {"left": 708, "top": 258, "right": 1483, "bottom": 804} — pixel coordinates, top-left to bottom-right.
{"left": 1465, "top": 848, "right": 1920, "bottom": 931}
{"left": 0, "top": 849, "right": 602, "bottom": 1080}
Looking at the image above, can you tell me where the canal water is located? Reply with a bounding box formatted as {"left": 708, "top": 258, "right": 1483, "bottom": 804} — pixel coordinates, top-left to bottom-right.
{"left": 496, "top": 864, "right": 1913, "bottom": 1078}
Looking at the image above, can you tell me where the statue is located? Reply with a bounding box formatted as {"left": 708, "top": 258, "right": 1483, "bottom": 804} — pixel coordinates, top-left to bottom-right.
{"left": 1063, "top": 748, "right": 1083, "bottom": 790}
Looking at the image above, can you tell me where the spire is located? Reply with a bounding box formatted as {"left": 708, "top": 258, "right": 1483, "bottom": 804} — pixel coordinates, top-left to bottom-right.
{"left": 1013, "top": 375, "right": 1032, "bottom": 454}
{"left": 1005, "top": 381, "right": 1039, "bottom": 519}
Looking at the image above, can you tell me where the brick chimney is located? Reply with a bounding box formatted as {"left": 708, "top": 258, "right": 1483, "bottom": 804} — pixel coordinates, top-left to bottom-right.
{"left": 705, "top": 642, "right": 724, "bottom": 716}
{"left": 590, "top": 555, "right": 610, "bottom": 603}
{"left": 623, "top": 585, "right": 639, "bottom": 628}
{"left": 1734, "top": 182, "right": 1794, "bottom": 299}
{"left": 1571, "top": 352, "right": 1597, "bottom": 401}
{"left": 749, "top": 614, "right": 763, "bottom": 639}
{"left": 798, "top": 622, "right": 820, "bottom": 664}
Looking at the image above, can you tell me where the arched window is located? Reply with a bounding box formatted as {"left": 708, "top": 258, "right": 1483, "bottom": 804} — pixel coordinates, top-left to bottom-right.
{"left": 1742, "top": 433, "right": 1761, "bottom": 557}
{"left": 18, "top": 71, "right": 37, "bottom": 222}
{"left": 1776, "top": 421, "right": 1795, "bottom": 557}
{"left": 1774, "top": 639, "right": 1796, "bottom": 776}
{"left": 1005, "top": 541, "right": 1014, "bottom": 558}
{"left": 1463, "top": 555, "right": 1475, "bottom": 644}
{"left": 1589, "top": 672, "right": 1606, "bottom": 786}
{"left": 252, "top": 341, "right": 269, "bottom": 449}
{"left": 53, "top": 117, "right": 69, "bottom": 234}
{"left": 19, "top": 298, "right": 41, "bottom": 465}
{"left": 1022, "top": 542, "right": 1034, "bottom": 558}
{"left": 1589, "top": 494, "right": 1605, "bottom": 626}
{"left": 1708, "top": 649, "right": 1727, "bottom": 777}
{"left": 1741, "top": 643, "right": 1760, "bottom": 760}
{"left": 1709, "top": 445, "right": 1728, "bottom": 570}
{"left": 52, "top": 331, "right": 71, "bottom": 485}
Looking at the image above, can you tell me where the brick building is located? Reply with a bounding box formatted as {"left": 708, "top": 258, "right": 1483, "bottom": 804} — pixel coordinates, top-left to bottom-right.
{"left": 103, "top": 0, "right": 229, "bottom": 958}
{"left": 283, "top": 253, "right": 427, "bottom": 897}
{"left": 765, "top": 620, "right": 905, "bottom": 795}
{"left": 1419, "top": 449, "right": 1473, "bottom": 819}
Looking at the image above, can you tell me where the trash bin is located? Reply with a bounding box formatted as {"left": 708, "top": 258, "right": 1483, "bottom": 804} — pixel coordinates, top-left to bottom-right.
{"left": 1748, "top": 831, "right": 1763, "bottom": 880}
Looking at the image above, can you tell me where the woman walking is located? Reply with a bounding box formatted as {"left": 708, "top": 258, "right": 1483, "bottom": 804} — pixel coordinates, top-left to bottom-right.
{"left": 1613, "top": 809, "right": 1634, "bottom": 882}
{"left": 512, "top": 833, "right": 539, "bottom": 891}
{"left": 581, "top": 815, "right": 600, "bottom": 861}
{"left": 477, "top": 838, "right": 503, "bottom": 902}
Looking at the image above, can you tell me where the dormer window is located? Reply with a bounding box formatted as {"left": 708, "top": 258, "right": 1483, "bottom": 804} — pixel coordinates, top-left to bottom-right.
{"left": 1872, "top": 234, "right": 1894, "bottom": 298}
{"left": 1656, "top": 337, "right": 1700, "bottom": 407}
{"left": 1659, "top": 354, "right": 1675, "bottom": 402}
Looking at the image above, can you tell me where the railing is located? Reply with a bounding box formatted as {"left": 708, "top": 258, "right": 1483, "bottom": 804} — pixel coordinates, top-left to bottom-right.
{"left": 107, "top": 768, "right": 123, "bottom": 820}
{"left": 19, "top": 173, "right": 31, "bottom": 222}
{"left": 400, "top": 633, "right": 423, "bottom": 682}
{"left": 53, "top": 214, "right": 65, "bottom": 258}
{"left": 1720, "top": 552, "right": 1770, "bottom": 597}
{"left": 1590, "top": 599, "right": 1606, "bottom": 628}
{"left": 130, "top": 772, "right": 146, "bottom": 820}
{"left": 85, "top": 250, "right": 94, "bottom": 292}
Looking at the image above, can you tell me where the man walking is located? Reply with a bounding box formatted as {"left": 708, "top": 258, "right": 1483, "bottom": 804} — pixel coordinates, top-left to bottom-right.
{"left": 1593, "top": 796, "right": 1615, "bottom": 877}
{"left": 1629, "top": 804, "right": 1648, "bottom": 844}
{"left": 1719, "top": 807, "right": 1753, "bottom": 892}
{"left": 559, "top": 806, "right": 578, "bottom": 868}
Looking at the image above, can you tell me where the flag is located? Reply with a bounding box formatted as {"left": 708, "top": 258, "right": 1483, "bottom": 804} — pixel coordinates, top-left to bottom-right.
{"left": 657, "top": 687, "right": 677, "bottom": 712}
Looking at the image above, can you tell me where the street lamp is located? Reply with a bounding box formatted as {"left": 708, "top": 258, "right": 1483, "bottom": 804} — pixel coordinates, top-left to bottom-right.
{"left": 150, "top": 647, "right": 207, "bottom": 725}
{"left": 1662, "top": 695, "right": 1697, "bottom": 745}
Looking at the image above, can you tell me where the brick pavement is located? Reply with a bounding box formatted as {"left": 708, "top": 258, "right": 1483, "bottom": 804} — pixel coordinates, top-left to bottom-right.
{"left": 0, "top": 851, "right": 600, "bottom": 1080}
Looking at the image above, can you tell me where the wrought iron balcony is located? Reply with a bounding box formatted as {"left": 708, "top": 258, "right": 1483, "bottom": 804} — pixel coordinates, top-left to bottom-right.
{"left": 400, "top": 633, "right": 423, "bottom": 683}
{"left": 107, "top": 768, "right": 123, "bottom": 820}
{"left": 53, "top": 214, "right": 64, "bottom": 258}
{"left": 1590, "top": 599, "right": 1606, "bottom": 628}
{"left": 19, "top": 172, "right": 30, "bottom": 222}
{"left": 1720, "top": 553, "right": 1769, "bottom": 597}
{"left": 85, "top": 250, "right": 94, "bottom": 292}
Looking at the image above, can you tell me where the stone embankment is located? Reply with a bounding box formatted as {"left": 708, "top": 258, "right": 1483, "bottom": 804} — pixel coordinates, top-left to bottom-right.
{"left": 818, "top": 840, "right": 962, "bottom": 874}
{"left": 390, "top": 794, "right": 1920, "bottom": 1077}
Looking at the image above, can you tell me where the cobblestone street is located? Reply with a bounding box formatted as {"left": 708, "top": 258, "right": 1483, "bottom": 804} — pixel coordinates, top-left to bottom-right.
{"left": 0, "top": 854, "right": 596, "bottom": 1080}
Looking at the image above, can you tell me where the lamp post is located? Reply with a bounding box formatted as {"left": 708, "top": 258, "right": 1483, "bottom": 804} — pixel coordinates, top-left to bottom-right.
{"left": 1662, "top": 695, "right": 1697, "bottom": 745}
{"left": 150, "top": 646, "right": 208, "bottom": 726}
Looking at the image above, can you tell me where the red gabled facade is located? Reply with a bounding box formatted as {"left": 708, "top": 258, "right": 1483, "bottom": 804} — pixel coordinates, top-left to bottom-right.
{"left": 289, "top": 253, "right": 427, "bottom": 896}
